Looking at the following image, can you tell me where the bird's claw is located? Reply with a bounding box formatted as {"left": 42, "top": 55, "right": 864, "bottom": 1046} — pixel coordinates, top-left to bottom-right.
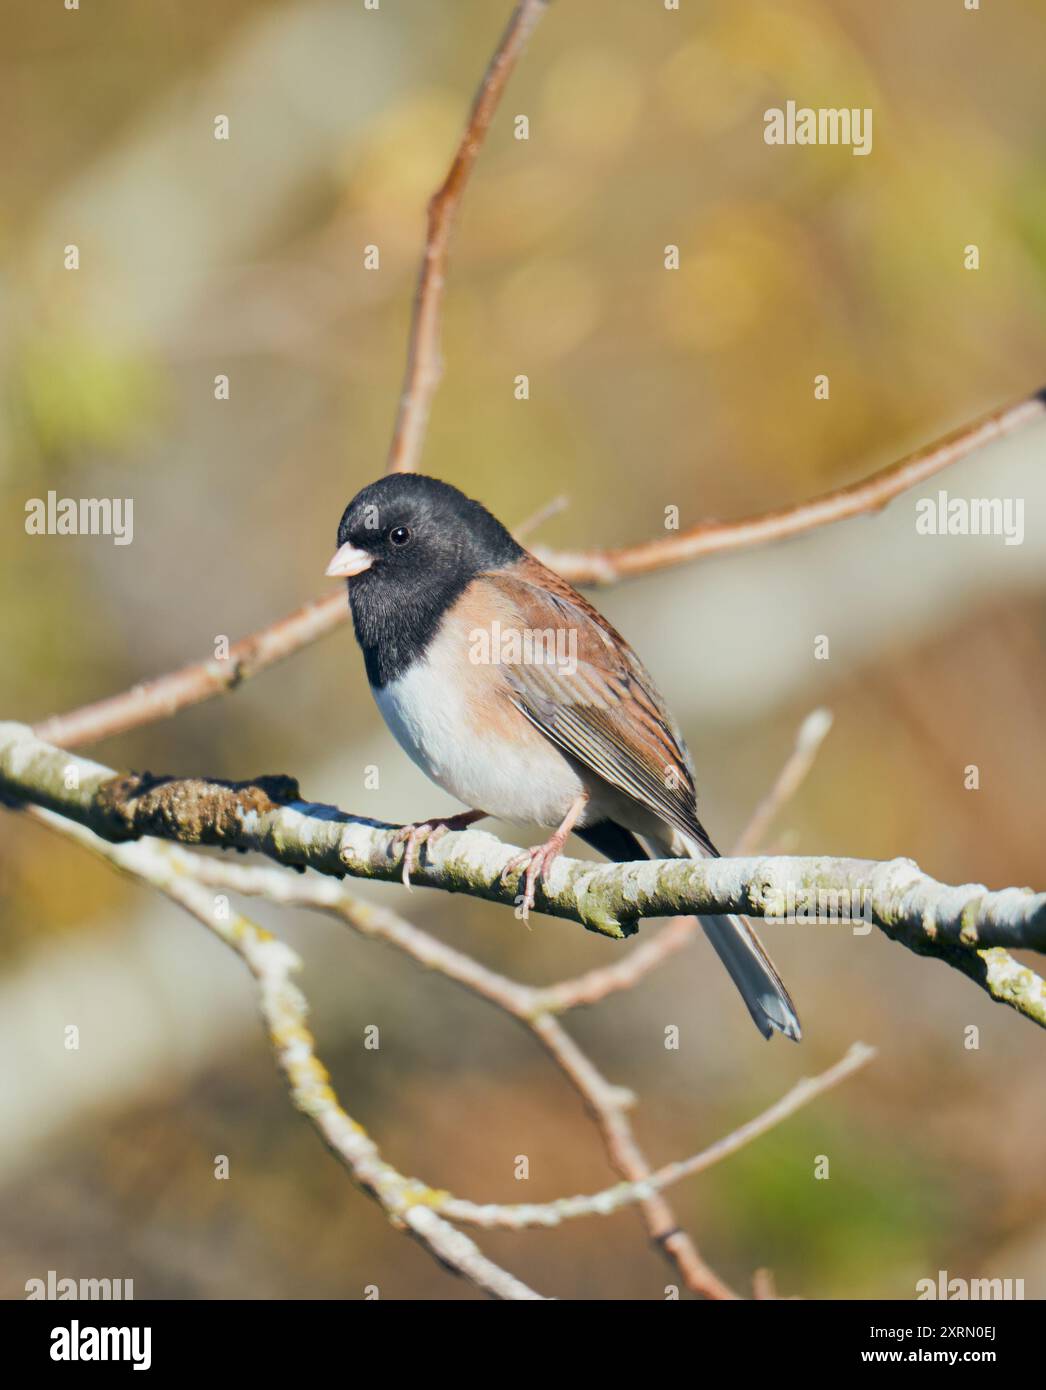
{"left": 391, "top": 821, "right": 449, "bottom": 889}
{"left": 391, "top": 811, "right": 484, "bottom": 889}
{"left": 500, "top": 839, "right": 563, "bottom": 922}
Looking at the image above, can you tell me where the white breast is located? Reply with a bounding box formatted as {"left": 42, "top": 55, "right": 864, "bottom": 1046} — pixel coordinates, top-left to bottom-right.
{"left": 372, "top": 656, "right": 586, "bottom": 828}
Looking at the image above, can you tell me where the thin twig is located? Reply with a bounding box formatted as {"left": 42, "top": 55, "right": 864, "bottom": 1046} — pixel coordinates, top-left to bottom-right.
{"left": 10, "top": 707, "right": 848, "bottom": 1298}
{"left": 29, "top": 809, "right": 543, "bottom": 1300}
{"left": 528, "top": 1011, "right": 740, "bottom": 1297}
{"left": 436, "top": 1043, "right": 876, "bottom": 1228}
{"left": 32, "top": 592, "right": 346, "bottom": 750}
{"left": 534, "top": 390, "right": 1046, "bottom": 583}
{"left": 27, "top": 808, "right": 870, "bottom": 1294}
{"left": 733, "top": 708, "right": 833, "bottom": 856}
{"left": 167, "top": 851, "right": 735, "bottom": 1296}
{"left": 7, "top": 0, "right": 914, "bottom": 1305}
{"left": 32, "top": 391, "right": 1044, "bottom": 750}
{"left": 514, "top": 493, "right": 570, "bottom": 542}
{"left": 45, "top": 696, "right": 833, "bottom": 1298}
{"left": 30, "top": 1, "right": 548, "bottom": 753}
{"left": 385, "top": 0, "right": 549, "bottom": 475}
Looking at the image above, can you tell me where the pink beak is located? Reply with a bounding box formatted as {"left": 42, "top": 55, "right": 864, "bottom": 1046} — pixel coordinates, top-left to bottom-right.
{"left": 325, "top": 541, "right": 373, "bottom": 578}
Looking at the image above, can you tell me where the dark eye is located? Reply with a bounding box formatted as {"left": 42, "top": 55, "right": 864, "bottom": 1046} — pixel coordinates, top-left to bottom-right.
{"left": 389, "top": 525, "right": 411, "bottom": 547}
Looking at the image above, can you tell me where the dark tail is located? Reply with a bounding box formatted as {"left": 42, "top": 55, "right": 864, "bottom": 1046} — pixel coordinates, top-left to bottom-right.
{"left": 578, "top": 820, "right": 802, "bottom": 1042}
{"left": 699, "top": 912, "right": 801, "bottom": 1040}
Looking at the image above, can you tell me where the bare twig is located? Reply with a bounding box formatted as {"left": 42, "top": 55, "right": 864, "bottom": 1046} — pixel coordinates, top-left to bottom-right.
{"left": 13, "top": 709, "right": 835, "bottom": 1299}
{"left": 752, "top": 1267, "right": 779, "bottom": 1301}
{"left": 30, "top": 499, "right": 566, "bottom": 753}
{"left": 535, "top": 391, "right": 1046, "bottom": 583}
{"left": 527, "top": 1010, "right": 740, "bottom": 1297}
{"left": 385, "top": 0, "right": 549, "bottom": 475}
{"left": 34, "top": 390, "right": 1044, "bottom": 752}
{"left": 514, "top": 493, "right": 570, "bottom": 542}
{"left": 32, "top": 592, "right": 346, "bottom": 751}
{"left": 29, "top": 809, "right": 543, "bottom": 1300}
{"left": 115, "top": 844, "right": 736, "bottom": 1296}
{"left": 26, "top": 809, "right": 871, "bottom": 1298}
{"left": 733, "top": 708, "right": 833, "bottom": 856}
{"left": 531, "top": 915, "right": 700, "bottom": 1014}
{"left": 30, "top": 1, "right": 547, "bottom": 753}
{"left": 10, "top": 0, "right": 988, "bottom": 1306}
{"left": 436, "top": 1042, "right": 876, "bottom": 1228}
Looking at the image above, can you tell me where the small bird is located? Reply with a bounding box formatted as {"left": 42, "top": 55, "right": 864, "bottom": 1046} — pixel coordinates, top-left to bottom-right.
{"left": 326, "top": 474, "right": 800, "bottom": 1041}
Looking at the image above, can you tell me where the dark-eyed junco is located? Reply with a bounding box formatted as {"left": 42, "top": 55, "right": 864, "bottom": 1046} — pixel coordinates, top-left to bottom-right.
{"left": 326, "top": 474, "right": 800, "bottom": 1041}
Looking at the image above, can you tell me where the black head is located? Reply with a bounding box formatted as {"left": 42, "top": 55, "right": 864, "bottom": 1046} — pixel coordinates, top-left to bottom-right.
{"left": 327, "top": 474, "right": 523, "bottom": 688}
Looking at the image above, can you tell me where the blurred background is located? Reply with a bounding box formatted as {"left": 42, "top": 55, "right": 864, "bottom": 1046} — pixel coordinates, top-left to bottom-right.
{"left": 2, "top": 0, "right": 1045, "bottom": 1300}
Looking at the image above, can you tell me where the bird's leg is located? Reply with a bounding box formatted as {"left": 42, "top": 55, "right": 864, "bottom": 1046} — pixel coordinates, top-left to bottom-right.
{"left": 391, "top": 809, "right": 487, "bottom": 889}
{"left": 500, "top": 794, "right": 589, "bottom": 921}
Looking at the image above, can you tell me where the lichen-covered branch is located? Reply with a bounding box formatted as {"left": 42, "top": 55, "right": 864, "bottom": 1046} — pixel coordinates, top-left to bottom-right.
{"left": 3, "top": 721, "right": 1045, "bottom": 1029}
{"left": 173, "top": 851, "right": 736, "bottom": 1296}
{"left": 0, "top": 711, "right": 852, "bottom": 1299}
{"left": 26, "top": 805, "right": 870, "bottom": 1287}
{"left": 28, "top": 809, "right": 543, "bottom": 1301}
{"left": 4, "top": 720, "right": 1044, "bottom": 948}
{"left": 532, "top": 709, "right": 836, "bottom": 1014}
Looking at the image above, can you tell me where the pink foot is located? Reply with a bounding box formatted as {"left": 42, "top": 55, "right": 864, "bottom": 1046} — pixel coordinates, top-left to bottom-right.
{"left": 500, "top": 834, "right": 569, "bottom": 921}
{"left": 391, "top": 810, "right": 485, "bottom": 888}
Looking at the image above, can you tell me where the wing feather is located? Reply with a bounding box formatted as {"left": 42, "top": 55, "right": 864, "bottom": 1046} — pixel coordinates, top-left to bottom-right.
{"left": 482, "top": 558, "right": 719, "bottom": 857}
